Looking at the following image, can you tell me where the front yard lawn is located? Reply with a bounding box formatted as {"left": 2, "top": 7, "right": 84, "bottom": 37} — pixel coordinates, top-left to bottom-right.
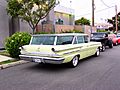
{"left": 0, "top": 60, "right": 17, "bottom": 65}
{"left": 0, "top": 50, "right": 10, "bottom": 57}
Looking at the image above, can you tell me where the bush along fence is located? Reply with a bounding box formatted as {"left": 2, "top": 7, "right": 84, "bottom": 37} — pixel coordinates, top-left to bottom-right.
{"left": 5, "top": 32, "right": 31, "bottom": 58}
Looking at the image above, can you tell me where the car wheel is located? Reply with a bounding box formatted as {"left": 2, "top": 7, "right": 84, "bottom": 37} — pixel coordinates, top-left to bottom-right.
{"left": 69, "top": 56, "right": 79, "bottom": 68}
{"left": 95, "top": 48, "right": 100, "bottom": 57}
{"left": 101, "top": 45, "right": 105, "bottom": 52}
{"left": 109, "top": 43, "right": 113, "bottom": 48}
{"left": 115, "top": 42, "right": 118, "bottom": 46}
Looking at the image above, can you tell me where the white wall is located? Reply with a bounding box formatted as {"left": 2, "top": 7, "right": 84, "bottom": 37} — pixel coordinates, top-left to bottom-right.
{"left": 19, "top": 20, "right": 32, "bottom": 34}
{"left": 0, "top": 0, "right": 9, "bottom": 48}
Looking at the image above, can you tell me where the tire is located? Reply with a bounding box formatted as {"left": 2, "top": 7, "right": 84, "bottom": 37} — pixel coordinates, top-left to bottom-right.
{"left": 109, "top": 40, "right": 113, "bottom": 48}
{"left": 95, "top": 48, "right": 100, "bottom": 57}
{"left": 101, "top": 45, "right": 105, "bottom": 52}
{"left": 69, "top": 56, "right": 79, "bottom": 68}
{"left": 115, "top": 42, "right": 118, "bottom": 46}
{"left": 109, "top": 43, "right": 113, "bottom": 48}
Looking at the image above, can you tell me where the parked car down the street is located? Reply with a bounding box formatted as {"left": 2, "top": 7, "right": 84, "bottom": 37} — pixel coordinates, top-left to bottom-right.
{"left": 108, "top": 34, "right": 120, "bottom": 46}
{"left": 90, "top": 32, "right": 113, "bottom": 52}
{"left": 117, "top": 33, "right": 120, "bottom": 38}
{"left": 19, "top": 33, "right": 102, "bottom": 67}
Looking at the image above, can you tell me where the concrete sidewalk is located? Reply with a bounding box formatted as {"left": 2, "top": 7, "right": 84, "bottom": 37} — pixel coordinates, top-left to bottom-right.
{"left": 0, "top": 55, "right": 13, "bottom": 62}
{"left": 0, "top": 55, "right": 29, "bottom": 69}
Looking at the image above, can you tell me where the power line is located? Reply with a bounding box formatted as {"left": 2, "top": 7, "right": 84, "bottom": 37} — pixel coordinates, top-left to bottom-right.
{"left": 95, "top": 6, "right": 114, "bottom": 13}
{"left": 76, "top": 13, "right": 91, "bottom": 17}
{"left": 76, "top": 6, "right": 114, "bottom": 17}
{"left": 100, "top": 0, "right": 111, "bottom": 8}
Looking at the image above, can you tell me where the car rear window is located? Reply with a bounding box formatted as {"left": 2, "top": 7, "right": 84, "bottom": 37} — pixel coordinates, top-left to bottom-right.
{"left": 30, "top": 36, "right": 55, "bottom": 45}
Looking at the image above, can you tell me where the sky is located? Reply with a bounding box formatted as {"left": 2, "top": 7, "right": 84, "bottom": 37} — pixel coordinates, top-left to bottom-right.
{"left": 59, "top": 0, "right": 120, "bottom": 23}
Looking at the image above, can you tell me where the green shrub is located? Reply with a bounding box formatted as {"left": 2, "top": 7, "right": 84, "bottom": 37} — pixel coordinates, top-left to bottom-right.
{"left": 61, "top": 29, "right": 83, "bottom": 33}
{"left": 5, "top": 32, "right": 31, "bottom": 58}
{"left": 97, "top": 29, "right": 107, "bottom": 32}
{"left": 34, "top": 32, "right": 55, "bottom": 34}
{"left": 34, "top": 32, "right": 49, "bottom": 34}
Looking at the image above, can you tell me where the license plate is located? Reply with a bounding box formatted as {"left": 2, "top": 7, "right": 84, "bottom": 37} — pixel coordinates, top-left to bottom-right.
{"left": 33, "top": 59, "right": 42, "bottom": 63}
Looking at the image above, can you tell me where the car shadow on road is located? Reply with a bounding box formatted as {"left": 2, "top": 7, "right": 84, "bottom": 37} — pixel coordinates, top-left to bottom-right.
{"left": 25, "top": 55, "right": 103, "bottom": 72}
{"left": 25, "top": 62, "right": 73, "bottom": 72}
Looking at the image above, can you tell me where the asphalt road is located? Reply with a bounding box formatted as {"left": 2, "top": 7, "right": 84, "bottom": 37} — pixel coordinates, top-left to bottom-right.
{"left": 0, "top": 46, "right": 120, "bottom": 90}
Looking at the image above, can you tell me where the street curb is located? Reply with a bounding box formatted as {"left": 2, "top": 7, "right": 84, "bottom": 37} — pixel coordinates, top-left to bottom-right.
{"left": 0, "top": 60, "right": 29, "bottom": 70}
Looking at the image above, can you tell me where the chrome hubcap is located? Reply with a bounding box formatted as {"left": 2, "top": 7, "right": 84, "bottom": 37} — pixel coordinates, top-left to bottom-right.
{"left": 103, "top": 46, "right": 105, "bottom": 51}
{"left": 97, "top": 49, "right": 100, "bottom": 56}
{"left": 73, "top": 56, "right": 78, "bottom": 66}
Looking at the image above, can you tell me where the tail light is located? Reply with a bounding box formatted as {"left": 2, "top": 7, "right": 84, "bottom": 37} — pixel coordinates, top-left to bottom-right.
{"left": 51, "top": 48, "right": 55, "bottom": 52}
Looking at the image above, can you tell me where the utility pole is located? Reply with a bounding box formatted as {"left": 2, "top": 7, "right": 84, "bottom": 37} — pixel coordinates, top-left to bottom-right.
{"left": 92, "top": 0, "right": 95, "bottom": 27}
{"left": 115, "top": 5, "right": 118, "bottom": 33}
{"left": 69, "top": 0, "right": 72, "bottom": 25}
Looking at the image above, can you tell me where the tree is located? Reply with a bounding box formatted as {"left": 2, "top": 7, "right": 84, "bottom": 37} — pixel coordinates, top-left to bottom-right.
{"left": 7, "top": 0, "right": 57, "bottom": 34}
{"left": 107, "top": 12, "right": 120, "bottom": 31}
{"left": 75, "top": 17, "right": 90, "bottom": 25}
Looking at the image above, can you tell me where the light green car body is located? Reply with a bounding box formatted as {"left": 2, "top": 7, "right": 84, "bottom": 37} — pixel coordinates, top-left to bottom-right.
{"left": 19, "top": 33, "right": 102, "bottom": 64}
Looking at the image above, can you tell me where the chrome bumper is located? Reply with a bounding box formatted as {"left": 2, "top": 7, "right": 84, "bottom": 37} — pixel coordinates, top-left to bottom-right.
{"left": 19, "top": 55, "right": 64, "bottom": 64}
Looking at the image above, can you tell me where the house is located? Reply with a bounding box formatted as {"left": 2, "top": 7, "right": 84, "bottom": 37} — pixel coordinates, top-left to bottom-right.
{"left": 36, "top": 5, "right": 75, "bottom": 33}
{"left": 54, "top": 5, "right": 75, "bottom": 25}
{"left": 39, "top": 5, "right": 75, "bottom": 25}
{"left": 95, "top": 23, "right": 113, "bottom": 30}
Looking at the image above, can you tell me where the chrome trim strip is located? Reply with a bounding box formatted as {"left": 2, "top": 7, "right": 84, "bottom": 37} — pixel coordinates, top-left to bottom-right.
{"left": 19, "top": 55, "right": 64, "bottom": 61}
{"left": 19, "top": 55, "right": 64, "bottom": 64}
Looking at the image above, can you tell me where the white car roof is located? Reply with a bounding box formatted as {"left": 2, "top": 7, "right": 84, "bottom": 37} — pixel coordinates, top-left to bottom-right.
{"left": 32, "top": 33, "right": 88, "bottom": 36}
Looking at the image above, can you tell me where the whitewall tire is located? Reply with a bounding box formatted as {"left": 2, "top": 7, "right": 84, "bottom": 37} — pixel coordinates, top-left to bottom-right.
{"left": 95, "top": 48, "right": 100, "bottom": 57}
{"left": 70, "top": 56, "right": 79, "bottom": 68}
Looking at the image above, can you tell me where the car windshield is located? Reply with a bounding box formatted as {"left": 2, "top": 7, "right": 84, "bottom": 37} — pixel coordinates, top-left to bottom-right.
{"left": 56, "top": 36, "right": 74, "bottom": 45}
{"left": 30, "top": 36, "right": 55, "bottom": 45}
{"left": 117, "top": 35, "right": 120, "bottom": 38}
{"left": 91, "top": 33, "right": 105, "bottom": 38}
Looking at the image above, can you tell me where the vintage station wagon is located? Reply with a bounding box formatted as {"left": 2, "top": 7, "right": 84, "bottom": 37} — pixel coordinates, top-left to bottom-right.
{"left": 19, "top": 33, "right": 102, "bottom": 67}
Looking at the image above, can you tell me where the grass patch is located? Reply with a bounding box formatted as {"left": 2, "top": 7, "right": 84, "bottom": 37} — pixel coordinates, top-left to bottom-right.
{"left": 0, "top": 60, "right": 17, "bottom": 65}
{"left": 0, "top": 50, "right": 10, "bottom": 57}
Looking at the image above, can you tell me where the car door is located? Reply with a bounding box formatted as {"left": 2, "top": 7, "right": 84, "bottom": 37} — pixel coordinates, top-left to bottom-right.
{"left": 77, "top": 35, "right": 89, "bottom": 59}
{"left": 84, "top": 35, "right": 97, "bottom": 56}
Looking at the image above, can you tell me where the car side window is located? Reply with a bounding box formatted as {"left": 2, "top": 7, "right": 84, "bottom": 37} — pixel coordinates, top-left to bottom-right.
{"left": 84, "top": 36, "right": 89, "bottom": 43}
{"left": 77, "top": 36, "right": 84, "bottom": 44}
{"left": 56, "top": 36, "right": 74, "bottom": 45}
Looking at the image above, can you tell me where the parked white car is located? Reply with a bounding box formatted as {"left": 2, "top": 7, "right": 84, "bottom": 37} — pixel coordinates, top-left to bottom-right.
{"left": 19, "top": 33, "right": 102, "bottom": 67}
